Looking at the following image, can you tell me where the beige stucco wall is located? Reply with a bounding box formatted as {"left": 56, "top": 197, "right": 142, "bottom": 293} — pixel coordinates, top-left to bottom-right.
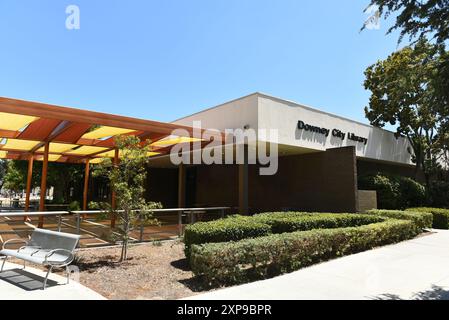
{"left": 172, "top": 93, "right": 413, "bottom": 166}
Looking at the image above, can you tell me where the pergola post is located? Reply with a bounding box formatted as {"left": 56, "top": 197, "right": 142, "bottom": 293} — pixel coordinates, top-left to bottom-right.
{"left": 110, "top": 148, "right": 119, "bottom": 228}
{"left": 38, "top": 142, "right": 49, "bottom": 227}
{"left": 24, "top": 154, "right": 34, "bottom": 221}
{"left": 238, "top": 144, "right": 249, "bottom": 215}
{"left": 178, "top": 164, "right": 186, "bottom": 208}
{"left": 83, "top": 159, "right": 90, "bottom": 212}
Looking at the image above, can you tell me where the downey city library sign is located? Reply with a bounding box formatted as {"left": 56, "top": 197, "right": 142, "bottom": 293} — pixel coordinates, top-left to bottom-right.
{"left": 297, "top": 120, "right": 369, "bottom": 145}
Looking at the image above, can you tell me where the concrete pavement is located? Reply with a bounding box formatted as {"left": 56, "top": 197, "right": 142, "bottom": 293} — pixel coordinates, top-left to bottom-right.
{"left": 0, "top": 261, "right": 105, "bottom": 300}
{"left": 189, "top": 230, "right": 449, "bottom": 300}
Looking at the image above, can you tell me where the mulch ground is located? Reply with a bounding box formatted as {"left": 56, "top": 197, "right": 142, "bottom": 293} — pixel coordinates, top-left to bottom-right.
{"left": 73, "top": 241, "right": 213, "bottom": 300}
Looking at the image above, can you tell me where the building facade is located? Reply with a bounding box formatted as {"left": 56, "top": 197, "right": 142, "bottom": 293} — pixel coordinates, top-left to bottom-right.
{"left": 147, "top": 93, "right": 416, "bottom": 213}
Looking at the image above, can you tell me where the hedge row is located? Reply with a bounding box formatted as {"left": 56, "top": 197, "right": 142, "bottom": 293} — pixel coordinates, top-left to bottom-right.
{"left": 407, "top": 207, "right": 449, "bottom": 229}
{"left": 183, "top": 216, "right": 272, "bottom": 255}
{"left": 184, "top": 213, "right": 385, "bottom": 255}
{"left": 190, "top": 219, "right": 419, "bottom": 286}
{"left": 254, "top": 212, "right": 384, "bottom": 234}
{"left": 366, "top": 209, "right": 433, "bottom": 230}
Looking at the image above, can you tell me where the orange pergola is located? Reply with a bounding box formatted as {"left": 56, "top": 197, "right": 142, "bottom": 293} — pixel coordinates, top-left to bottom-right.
{"left": 0, "top": 97, "right": 211, "bottom": 227}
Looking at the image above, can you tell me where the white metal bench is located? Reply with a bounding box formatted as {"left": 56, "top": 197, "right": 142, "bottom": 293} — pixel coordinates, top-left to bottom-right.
{"left": 0, "top": 228, "right": 80, "bottom": 289}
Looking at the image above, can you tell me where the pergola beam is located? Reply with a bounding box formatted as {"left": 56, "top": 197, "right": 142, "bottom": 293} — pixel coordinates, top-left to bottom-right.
{"left": 0, "top": 97, "right": 195, "bottom": 135}
{"left": 83, "top": 159, "right": 90, "bottom": 212}
{"left": 24, "top": 154, "right": 34, "bottom": 221}
{"left": 38, "top": 142, "right": 49, "bottom": 227}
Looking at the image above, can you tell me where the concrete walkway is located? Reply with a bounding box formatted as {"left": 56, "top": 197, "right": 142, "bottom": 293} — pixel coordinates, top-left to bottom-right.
{"left": 0, "top": 261, "right": 105, "bottom": 300}
{"left": 189, "top": 230, "right": 449, "bottom": 300}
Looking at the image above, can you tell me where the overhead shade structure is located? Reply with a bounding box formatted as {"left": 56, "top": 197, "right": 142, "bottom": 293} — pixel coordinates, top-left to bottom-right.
{"left": 82, "top": 126, "right": 136, "bottom": 140}
{"left": 96, "top": 150, "right": 161, "bottom": 158}
{"left": 0, "top": 96, "right": 220, "bottom": 165}
{"left": 36, "top": 142, "right": 79, "bottom": 154}
{"left": 1, "top": 138, "right": 41, "bottom": 151}
{"left": 65, "top": 146, "right": 109, "bottom": 156}
{"left": 0, "top": 112, "right": 38, "bottom": 131}
{"left": 35, "top": 154, "right": 62, "bottom": 162}
{"left": 89, "top": 158, "right": 105, "bottom": 164}
{"left": 151, "top": 136, "right": 203, "bottom": 147}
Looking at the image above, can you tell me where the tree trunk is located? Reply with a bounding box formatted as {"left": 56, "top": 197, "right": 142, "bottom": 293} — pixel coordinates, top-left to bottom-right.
{"left": 120, "top": 213, "right": 130, "bottom": 262}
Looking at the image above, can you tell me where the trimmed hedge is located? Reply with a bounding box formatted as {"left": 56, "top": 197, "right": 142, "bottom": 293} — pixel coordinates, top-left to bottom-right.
{"left": 407, "top": 208, "right": 449, "bottom": 229}
{"left": 184, "top": 213, "right": 385, "bottom": 255}
{"left": 253, "top": 212, "right": 385, "bottom": 234}
{"left": 366, "top": 209, "right": 433, "bottom": 230}
{"left": 183, "top": 216, "right": 272, "bottom": 256}
{"left": 190, "top": 219, "right": 418, "bottom": 286}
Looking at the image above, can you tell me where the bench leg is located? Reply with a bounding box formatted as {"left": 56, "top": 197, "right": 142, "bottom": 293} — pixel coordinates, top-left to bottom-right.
{"left": 66, "top": 266, "right": 70, "bottom": 284}
{"left": 23, "top": 260, "right": 26, "bottom": 270}
{"left": 0, "top": 256, "right": 7, "bottom": 272}
{"left": 42, "top": 266, "right": 53, "bottom": 290}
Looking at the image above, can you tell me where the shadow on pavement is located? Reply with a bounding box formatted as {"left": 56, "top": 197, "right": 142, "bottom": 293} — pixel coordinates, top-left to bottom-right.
{"left": 0, "top": 268, "right": 59, "bottom": 291}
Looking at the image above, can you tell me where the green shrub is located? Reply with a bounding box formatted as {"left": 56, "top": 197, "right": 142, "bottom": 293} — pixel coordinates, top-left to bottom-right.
{"left": 358, "top": 174, "right": 425, "bottom": 209}
{"left": 184, "top": 213, "right": 385, "bottom": 255}
{"left": 68, "top": 201, "right": 81, "bottom": 212}
{"left": 183, "top": 216, "right": 271, "bottom": 256}
{"left": 366, "top": 209, "right": 432, "bottom": 230}
{"left": 395, "top": 177, "right": 426, "bottom": 208}
{"left": 190, "top": 219, "right": 418, "bottom": 286}
{"left": 407, "top": 207, "right": 449, "bottom": 229}
{"left": 253, "top": 212, "right": 385, "bottom": 234}
{"left": 427, "top": 181, "right": 449, "bottom": 208}
{"left": 358, "top": 174, "right": 400, "bottom": 209}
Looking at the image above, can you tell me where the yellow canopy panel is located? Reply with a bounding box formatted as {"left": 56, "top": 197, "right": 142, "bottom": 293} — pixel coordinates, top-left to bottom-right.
{"left": 81, "top": 126, "right": 137, "bottom": 140}
{"left": 35, "top": 154, "right": 62, "bottom": 162}
{"left": 65, "top": 146, "right": 109, "bottom": 156}
{"left": 37, "top": 143, "right": 79, "bottom": 154}
{"left": 89, "top": 158, "right": 105, "bottom": 164}
{"left": 1, "top": 138, "right": 41, "bottom": 151}
{"left": 96, "top": 150, "right": 161, "bottom": 158}
{"left": 0, "top": 151, "right": 7, "bottom": 158}
{"left": 0, "top": 112, "right": 38, "bottom": 131}
{"left": 151, "top": 137, "right": 203, "bottom": 147}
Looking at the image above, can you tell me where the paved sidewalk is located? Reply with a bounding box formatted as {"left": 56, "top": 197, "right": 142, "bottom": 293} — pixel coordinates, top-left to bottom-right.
{"left": 189, "top": 230, "right": 449, "bottom": 300}
{"left": 0, "top": 261, "right": 105, "bottom": 300}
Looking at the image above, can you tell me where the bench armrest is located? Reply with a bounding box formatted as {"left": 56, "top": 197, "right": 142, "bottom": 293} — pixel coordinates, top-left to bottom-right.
{"left": 2, "top": 239, "right": 29, "bottom": 251}
{"left": 44, "top": 249, "right": 75, "bottom": 266}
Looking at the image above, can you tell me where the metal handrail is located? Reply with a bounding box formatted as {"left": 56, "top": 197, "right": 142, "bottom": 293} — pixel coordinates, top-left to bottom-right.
{"left": 72, "top": 207, "right": 231, "bottom": 238}
{"left": 0, "top": 207, "right": 231, "bottom": 242}
{"left": 0, "top": 211, "right": 69, "bottom": 232}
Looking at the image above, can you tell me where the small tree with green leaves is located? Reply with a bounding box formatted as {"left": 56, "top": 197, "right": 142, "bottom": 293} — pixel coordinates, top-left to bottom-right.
{"left": 92, "top": 135, "right": 161, "bottom": 262}
{"left": 3, "top": 161, "right": 25, "bottom": 197}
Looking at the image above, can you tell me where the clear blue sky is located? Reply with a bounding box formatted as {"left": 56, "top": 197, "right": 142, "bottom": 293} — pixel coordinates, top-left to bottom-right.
{"left": 0, "top": 0, "right": 404, "bottom": 124}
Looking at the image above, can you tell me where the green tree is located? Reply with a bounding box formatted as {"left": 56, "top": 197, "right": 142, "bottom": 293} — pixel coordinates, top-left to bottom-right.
{"left": 3, "top": 161, "right": 25, "bottom": 196}
{"left": 364, "top": 0, "right": 449, "bottom": 113}
{"left": 364, "top": 39, "right": 447, "bottom": 186}
{"left": 364, "top": 0, "right": 449, "bottom": 44}
{"left": 0, "top": 160, "right": 8, "bottom": 190}
{"left": 92, "top": 135, "right": 161, "bottom": 262}
{"left": 11, "top": 161, "right": 84, "bottom": 204}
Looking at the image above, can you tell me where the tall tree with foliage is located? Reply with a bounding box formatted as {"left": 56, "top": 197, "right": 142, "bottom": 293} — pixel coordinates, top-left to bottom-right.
{"left": 7, "top": 161, "right": 84, "bottom": 204}
{"left": 3, "top": 161, "right": 25, "bottom": 196}
{"left": 364, "top": 0, "right": 449, "bottom": 44}
{"left": 92, "top": 135, "right": 161, "bottom": 262}
{"left": 364, "top": 39, "right": 447, "bottom": 185}
{"left": 364, "top": 0, "right": 449, "bottom": 111}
